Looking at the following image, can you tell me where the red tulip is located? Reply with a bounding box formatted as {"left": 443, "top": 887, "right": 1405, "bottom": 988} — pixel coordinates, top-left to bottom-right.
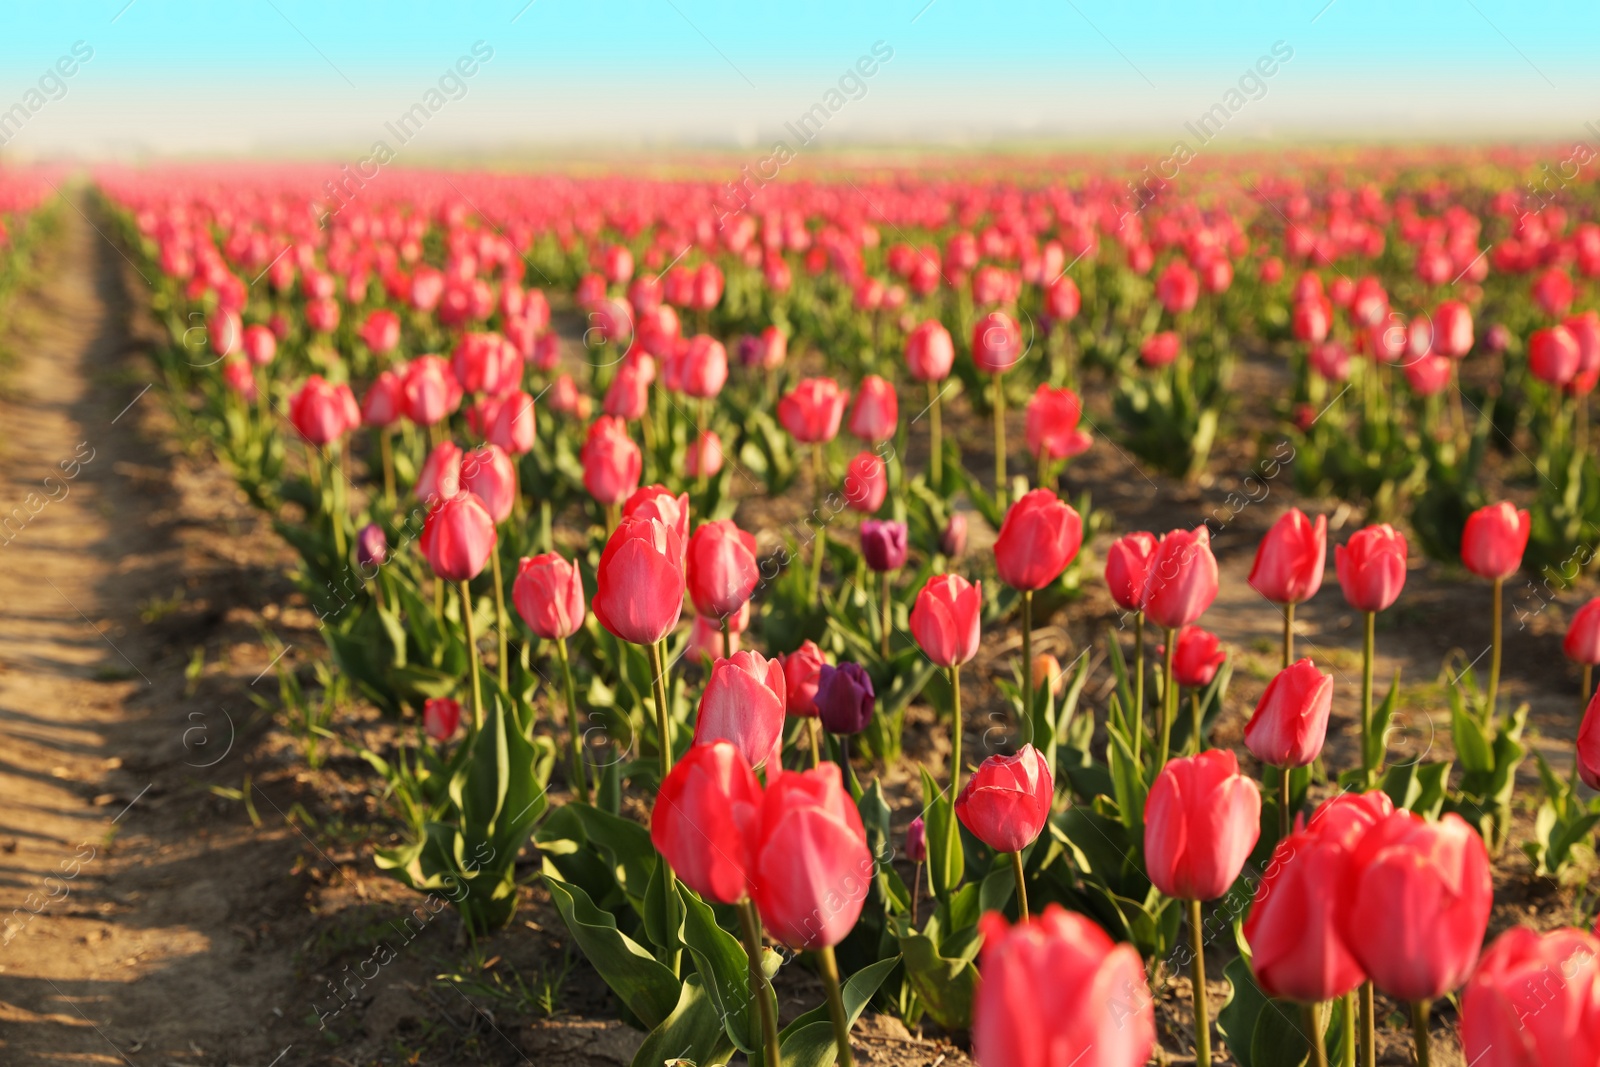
{"left": 848, "top": 374, "right": 898, "bottom": 442}
{"left": 1533, "top": 266, "right": 1575, "bottom": 318}
{"left": 1309, "top": 340, "right": 1350, "bottom": 383}
{"left": 209, "top": 309, "right": 242, "bottom": 357}
{"left": 460, "top": 444, "right": 517, "bottom": 524}
{"left": 906, "top": 319, "right": 955, "bottom": 381}
{"left": 1461, "top": 926, "right": 1600, "bottom": 1067}
{"left": 1044, "top": 275, "right": 1080, "bottom": 321}
{"left": 972, "top": 311, "right": 1023, "bottom": 374}
{"left": 1578, "top": 689, "right": 1600, "bottom": 790}
{"left": 362, "top": 370, "right": 405, "bottom": 428}
{"left": 1144, "top": 749, "right": 1261, "bottom": 901}
{"left": 1530, "top": 325, "right": 1581, "bottom": 386}
{"left": 781, "top": 640, "right": 827, "bottom": 717}
{"left": 402, "top": 355, "right": 464, "bottom": 427}
{"left": 1433, "top": 300, "right": 1474, "bottom": 359}
{"left": 1336, "top": 523, "right": 1408, "bottom": 613}
{"left": 1156, "top": 258, "right": 1199, "bottom": 315}
{"left": 909, "top": 573, "right": 983, "bottom": 667}
{"left": 1403, "top": 352, "right": 1454, "bottom": 396}
{"left": 686, "top": 519, "right": 759, "bottom": 620}
{"left": 1024, "top": 385, "right": 1091, "bottom": 461}
{"left": 954, "top": 744, "right": 1052, "bottom": 853}
{"left": 1169, "top": 626, "right": 1225, "bottom": 689}
{"left": 221, "top": 357, "right": 257, "bottom": 401}
{"left": 1565, "top": 598, "right": 1600, "bottom": 665}
{"left": 972, "top": 906, "right": 1155, "bottom": 1067}
{"left": 686, "top": 430, "right": 723, "bottom": 479}
{"left": 778, "top": 377, "right": 848, "bottom": 443}
{"left": 993, "top": 489, "right": 1083, "bottom": 591}
{"left": 415, "top": 440, "right": 463, "bottom": 504}
{"left": 623, "top": 484, "right": 690, "bottom": 551}
{"left": 1243, "top": 827, "right": 1366, "bottom": 1003}
{"left": 1142, "top": 526, "right": 1220, "bottom": 630}
{"left": 1461, "top": 502, "right": 1530, "bottom": 580}
{"left": 602, "top": 360, "right": 650, "bottom": 421}
{"left": 420, "top": 492, "right": 498, "bottom": 582}
{"left": 1244, "top": 659, "right": 1334, "bottom": 768}
{"left": 1342, "top": 810, "right": 1492, "bottom": 1002}
{"left": 487, "top": 390, "right": 536, "bottom": 455}
{"left": 693, "top": 650, "right": 787, "bottom": 770}
{"left": 288, "top": 375, "right": 358, "bottom": 445}
{"left": 512, "top": 552, "right": 586, "bottom": 641}
{"left": 691, "top": 261, "right": 724, "bottom": 311}
{"left": 1139, "top": 331, "right": 1180, "bottom": 368}
{"left": 592, "top": 516, "right": 684, "bottom": 646}
{"left": 1249, "top": 508, "right": 1326, "bottom": 606}
{"left": 1105, "top": 531, "right": 1157, "bottom": 612}
{"left": 650, "top": 741, "right": 762, "bottom": 905}
{"left": 680, "top": 335, "right": 728, "bottom": 399}
{"left": 423, "top": 697, "right": 462, "bottom": 742}
{"left": 1564, "top": 311, "right": 1600, "bottom": 395}
{"left": 358, "top": 308, "right": 400, "bottom": 354}
{"left": 751, "top": 764, "right": 871, "bottom": 949}
{"left": 580, "top": 416, "right": 642, "bottom": 506}
{"left": 842, "top": 451, "right": 887, "bottom": 514}
{"left": 242, "top": 323, "right": 276, "bottom": 366}
{"left": 1292, "top": 298, "right": 1332, "bottom": 343}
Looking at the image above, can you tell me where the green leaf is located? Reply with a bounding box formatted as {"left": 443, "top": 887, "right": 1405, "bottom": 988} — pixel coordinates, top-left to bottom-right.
{"left": 643, "top": 854, "right": 685, "bottom": 968}
{"left": 629, "top": 974, "right": 736, "bottom": 1067}
{"left": 753, "top": 956, "right": 900, "bottom": 1067}
{"left": 1105, "top": 714, "right": 1145, "bottom": 831}
{"left": 920, "top": 764, "right": 963, "bottom": 901}
{"left": 1450, "top": 698, "right": 1493, "bottom": 774}
{"left": 1251, "top": 1000, "right": 1313, "bottom": 1067}
{"left": 1217, "top": 954, "right": 1268, "bottom": 1067}
{"left": 899, "top": 927, "right": 978, "bottom": 1030}
{"left": 679, "top": 888, "right": 772, "bottom": 1054}
{"left": 544, "top": 876, "right": 681, "bottom": 1030}
{"left": 1365, "top": 670, "right": 1401, "bottom": 772}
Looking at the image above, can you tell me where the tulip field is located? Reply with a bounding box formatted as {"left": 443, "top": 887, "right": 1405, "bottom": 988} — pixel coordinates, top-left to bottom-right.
{"left": 8, "top": 146, "right": 1600, "bottom": 1067}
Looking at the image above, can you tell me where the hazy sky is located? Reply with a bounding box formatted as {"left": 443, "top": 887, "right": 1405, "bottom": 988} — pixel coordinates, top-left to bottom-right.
{"left": 2, "top": 1, "right": 1598, "bottom": 159}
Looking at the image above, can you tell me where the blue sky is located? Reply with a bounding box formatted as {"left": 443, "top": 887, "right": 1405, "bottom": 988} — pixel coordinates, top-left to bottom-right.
{"left": 2, "top": 1, "right": 1598, "bottom": 157}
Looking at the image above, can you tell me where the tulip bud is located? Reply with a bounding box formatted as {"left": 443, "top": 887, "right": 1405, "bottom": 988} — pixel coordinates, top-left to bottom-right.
{"left": 781, "top": 640, "right": 827, "bottom": 717}
{"left": 242, "top": 323, "right": 277, "bottom": 366}
{"left": 402, "top": 355, "right": 464, "bottom": 427}
{"left": 1461, "top": 926, "right": 1600, "bottom": 1067}
{"left": 355, "top": 523, "right": 387, "bottom": 570}
{"left": 848, "top": 374, "right": 898, "bottom": 442}
{"left": 1243, "top": 829, "right": 1367, "bottom": 1003}
{"left": 972, "top": 907, "right": 1156, "bottom": 1067}
{"left": 1104, "top": 531, "right": 1157, "bottom": 613}
{"left": 512, "top": 552, "right": 586, "bottom": 641}
{"left": 423, "top": 696, "right": 462, "bottom": 742}
{"left": 1530, "top": 325, "right": 1581, "bottom": 386}
{"left": 940, "top": 512, "right": 968, "bottom": 559}
{"left": 686, "top": 430, "right": 723, "bottom": 479}
{"left": 954, "top": 744, "right": 1052, "bottom": 853}
{"left": 1031, "top": 653, "right": 1063, "bottom": 696}
{"left": 750, "top": 764, "right": 872, "bottom": 950}
{"left": 993, "top": 489, "right": 1083, "bottom": 592}
{"left": 1024, "top": 385, "right": 1091, "bottom": 461}
{"left": 905, "top": 320, "right": 955, "bottom": 382}
{"left": 1144, "top": 749, "right": 1261, "bottom": 901}
{"left": 288, "top": 375, "right": 359, "bottom": 446}
{"left": 842, "top": 451, "right": 888, "bottom": 514}
{"left": 420, "top": 493, "right": 498, "bottom": 582}
{"left": 693, "top": 651, "right": 787, "bottom": 770}
{"left": 1336, "top": 523, "right": 1408, "bottom": 614}
{"left": 1461, "top": 501, "right": 1530, "bottom": 580}
{"left": 580, "top": 416, "right": 643, "bottom": 506}
{"left": 904, "top": 816, "right": 927, "bottom": 863}
{"left": 1248, "top": 508, "right": 1327, "bottom": 606}
{"left": 460, "top": 444, "right": 517, "bottom": 524}
{"left": 777, "top": 377, "right": 848, "bottom": 444}
{"left": 1244, "top": 658, "right": 1334, "bottom": 768}
{"left": 1579, "top": 688, "right": 1600, "bottom": 790}
{"left": 686, "top": 519, "right": 759, "bottom": 621}
{"left": 972, "top": 311, "right": 1023, "bottom": 374}
{"left": 415, "top": 440, "right": 463, "bottom": 504}
{"left": 362, "top": 370, "right": 406, "bottom": 428}
{"left": 1341, "top": 810, "right": 1492, "bottom": 1002}
{"left": 860, "top": 519, "right": 908, "bottom": 573}
{"left": 1168, "top": 626, "right": 1225, "bottom": 689}
{"left": 622, "top": 485, "right": 690, "bottom": 551}
{"left": 909, "top": 573, "right": 982, "bottom": 667}
{"left": 1565, "top": 598, "right": 1600, "bottom": 665}
{"left": 1142, "top": 526, "right": 1220, "bottom": 631}
{"left": 650, "top": 741, "right": 763, "bottom": 904}
{"left": 680, "top": 335, "right": 728, "bottom": 399}
{"left": 592, "top": 516, "right": 684, "bottom": 646}
{"left": 815, "top": 662, "right": 875, "bottom": 736}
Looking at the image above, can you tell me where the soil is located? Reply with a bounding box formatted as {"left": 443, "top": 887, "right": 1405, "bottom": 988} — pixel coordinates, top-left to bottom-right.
{"left": 0, "top": 190, "right": 1590, "bottom": 1066}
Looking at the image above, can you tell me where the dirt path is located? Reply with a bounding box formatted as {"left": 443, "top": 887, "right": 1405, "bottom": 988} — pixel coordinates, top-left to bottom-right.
{"left": 0, "top": 191, "right": 314, "bottom": 1065}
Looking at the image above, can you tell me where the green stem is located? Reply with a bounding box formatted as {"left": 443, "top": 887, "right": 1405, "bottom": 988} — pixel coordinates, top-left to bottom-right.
{"left": 1021, "top": 590, "right": 1034, "bottom": 736}
{"left": 1189, "top": 898, "right": 1211, "bottom": 1067}
{"left": 722, "top": 615, "right": 732, "bottom": 661}
{"left": 490, "top": 548, "right": 510, "bottom": 689}
{"left": 329, "top": 443, "right": 347, "bottom": 565}
{"left": 1360, "top": 982, "right": 1376, "bottom": 1067}
{"left": 1585, "top": 663, "right": 1594, "bottom": 715}
{"left": 810, "top": 444, "right": 827, "bottom": 599}
{"left": 808, "top": 717, "right": 822, "bottom": 768}
{"left": 460, "top": 581, "right": 484, "bottom": 732}
{"left": 380, "top": 428, "right": 396, "bottom": 506}
{"left": 1410, "top": 1000, "right": 1432, "bottom": 1067}
{"left": 817, "top": 944, "right": 854, "bottom": 1067}
{"left": 880, "top": 571, "right": 892, "bottom": 659}
{"left": 947, "top": 663, "right": 963, "bottom": 882}
{"left": 1283, "top": 600, "right": 1295, "bottom": 669}
{"left": 1306, "top": 1002, "right": 1328, "bottom": 1067}
{"left": 1339, "top": 991, "right": 1355, "bottom": 1067}
{"left": 1362, "top": 611, "right": 1377, "bottom": 784}
{"left": 1133, "top": 613, "right": 1145, "bottom": 764}
{"left": 1190, "top": 688, "right": 1201, "bottom": 753}
{"left": 738, "top": 900, "right": 782, "bottom": 1067}
{"left": 1487, "top": 576, "right": 1503, "bottom": 719}
{"left": 646, "top": 639, "right": 681, "bottom": 977}
{"left": 928, "top": 380, "right": 942, "bottom": 488}
{"left": 993, "top": 377, "right": 1007, "bottom": 509}
{"left": 556, "top": 637, "right": 589, "bottom": 805}
{"left": 1279, "top": 764, "right": 1293, "bottom": 841}
{"left": 1157, "top": 627, "right": 1176, "bottom": 768}
{"left": 1010, "top": 850, "right": 1029, "bottom": 922}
